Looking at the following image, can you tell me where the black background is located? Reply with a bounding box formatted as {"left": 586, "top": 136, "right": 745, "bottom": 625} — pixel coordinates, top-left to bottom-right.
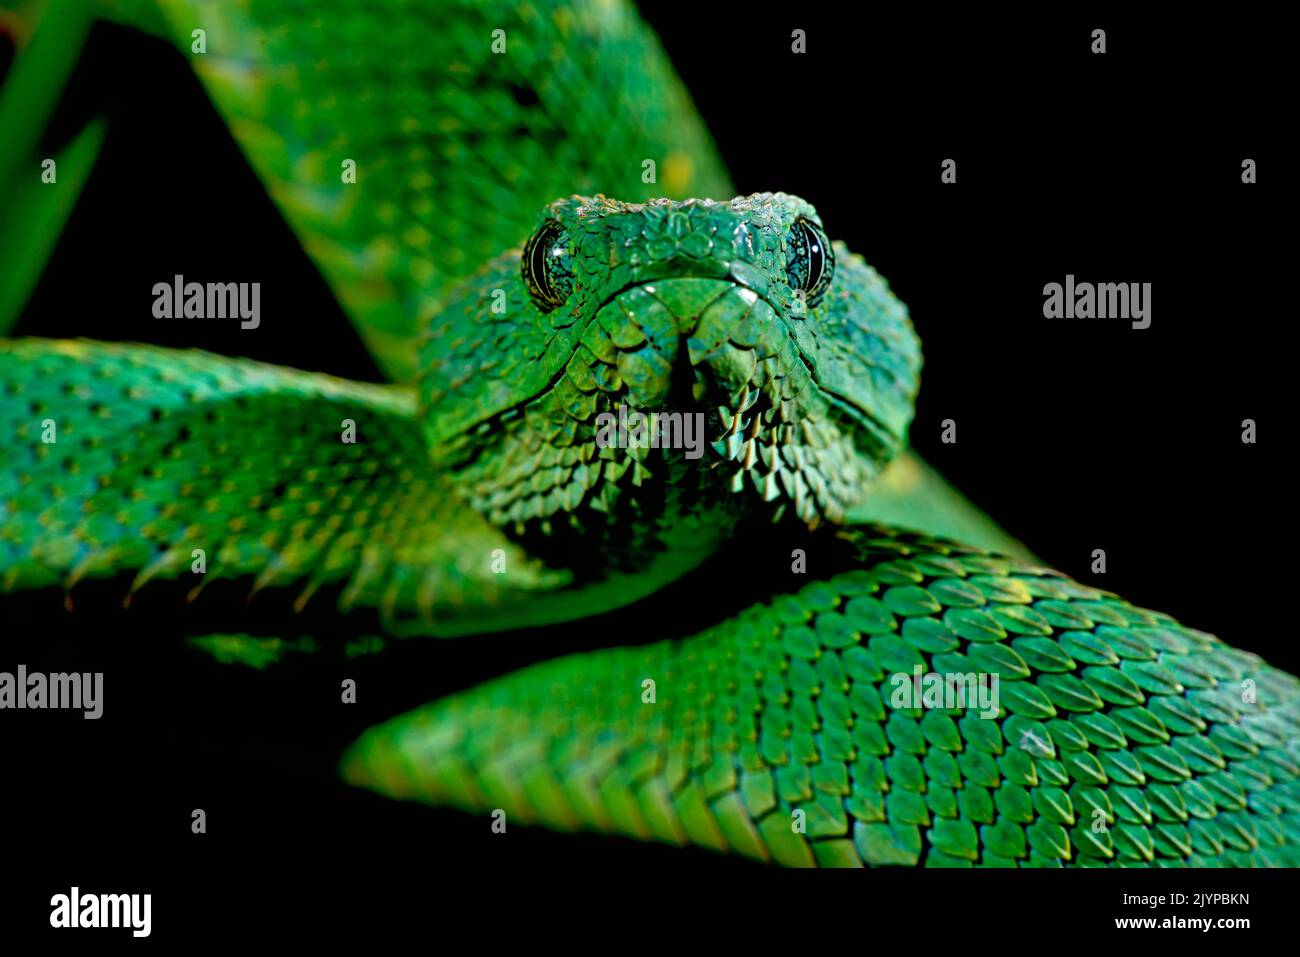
{"left": 2, "top": 4, "right": 1292, "bottom": 942}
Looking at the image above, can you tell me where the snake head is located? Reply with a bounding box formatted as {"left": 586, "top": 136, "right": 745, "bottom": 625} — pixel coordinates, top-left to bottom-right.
{"left": 419, "top": 193, "right": 920, "bottom": 529}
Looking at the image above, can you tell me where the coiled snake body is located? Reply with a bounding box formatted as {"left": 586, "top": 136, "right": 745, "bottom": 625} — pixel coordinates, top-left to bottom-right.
{"left": 1, "top": 0, "right": 1297, "bottom": 867}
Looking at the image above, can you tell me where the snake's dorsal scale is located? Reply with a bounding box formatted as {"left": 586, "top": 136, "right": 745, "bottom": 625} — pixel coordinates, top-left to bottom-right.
{"left": 98, "top": 0, "right": 732, "bottom": 382}
{"left": 0, "top": 339, "right": 577, "bottom": 633}
{"left": 343, "top": 525, "right": 1300, "bottom": 867}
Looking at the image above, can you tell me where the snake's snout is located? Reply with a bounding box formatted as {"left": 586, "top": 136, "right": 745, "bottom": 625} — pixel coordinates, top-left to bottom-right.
{"left": 592, "top": 277, "right": 778, "bottom": 414}
{"left": 586, "top": 275, "right": 895, "bottom": 525}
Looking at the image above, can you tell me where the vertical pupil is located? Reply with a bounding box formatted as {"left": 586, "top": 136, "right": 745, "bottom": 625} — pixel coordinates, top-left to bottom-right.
{"left": 803, "top": 222, "right": 823, "bottom": 290}
{"left": 531, "top": 225, "right": 555, "bottom": 299}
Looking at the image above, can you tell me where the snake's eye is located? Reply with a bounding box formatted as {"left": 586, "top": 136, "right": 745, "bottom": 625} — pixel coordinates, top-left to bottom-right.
{"left": 522, "top": 220, "right": 574, "bottom": 311}
{"left": 784, "top": 216, "right": 834, "bottom": 310}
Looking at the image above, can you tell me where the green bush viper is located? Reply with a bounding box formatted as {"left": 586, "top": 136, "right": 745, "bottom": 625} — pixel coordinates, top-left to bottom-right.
{"left": 0, "top": 0, "right": 1297, "bottom": 868}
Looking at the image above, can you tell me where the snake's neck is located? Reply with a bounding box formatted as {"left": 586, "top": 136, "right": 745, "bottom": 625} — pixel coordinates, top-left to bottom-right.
{"left": 503, "top": 463, "right": 730, "bottom": 568}
{"left": 445, "top": 462, "right": 757, "bottom": 637}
